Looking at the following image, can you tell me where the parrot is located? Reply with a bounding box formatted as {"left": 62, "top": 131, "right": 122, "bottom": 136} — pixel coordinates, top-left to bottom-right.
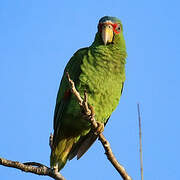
{"left": 50, "top": 16, "right": 127, "bottom": 171}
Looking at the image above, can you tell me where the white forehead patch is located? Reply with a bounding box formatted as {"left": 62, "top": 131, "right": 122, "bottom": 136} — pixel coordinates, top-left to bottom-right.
{"left": 103, "top": 20, "right": 113, "bottom": 23}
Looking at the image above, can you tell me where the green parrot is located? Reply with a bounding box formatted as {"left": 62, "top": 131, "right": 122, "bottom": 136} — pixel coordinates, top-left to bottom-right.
{"left": 50, "top": 16, "right": 127, "bottom": 171}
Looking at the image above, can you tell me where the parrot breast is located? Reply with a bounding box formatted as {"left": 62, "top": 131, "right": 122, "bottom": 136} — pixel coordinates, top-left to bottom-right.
{"left": 77, "top": 44, "right": 127, "bottom": 124}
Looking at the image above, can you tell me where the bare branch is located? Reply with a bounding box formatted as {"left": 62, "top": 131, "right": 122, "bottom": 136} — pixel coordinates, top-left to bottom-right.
{"left": 0, "top": 157, "right": 65, "bottom": 180}
{"left": 137, "top": 103, "right": 144, "bottom": 180}
{"left": 66, "top": 72, "right": 132, "bottom": 180}
{"left": 66, "top": 72, "right": 83, "bottom": 105}
{"left": 82, "top": 91, "right": 91, "bottom": 115}
{"left": 99, "top": 134, "right": 132, "bottom": 180}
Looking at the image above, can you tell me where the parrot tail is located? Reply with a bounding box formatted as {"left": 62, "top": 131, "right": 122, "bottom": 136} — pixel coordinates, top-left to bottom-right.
{"left": 50, "top": 137, "right": 77, "bottom": 171}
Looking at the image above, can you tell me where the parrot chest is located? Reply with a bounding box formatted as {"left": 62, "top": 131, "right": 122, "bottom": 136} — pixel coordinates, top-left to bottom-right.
{"left": 78, "top": 47, "right": 125, "bottom": 123}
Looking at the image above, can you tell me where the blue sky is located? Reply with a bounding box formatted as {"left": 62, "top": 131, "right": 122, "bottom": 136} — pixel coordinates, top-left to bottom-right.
{"left": 0, "top": 0, "right": 180, "bottom": 179}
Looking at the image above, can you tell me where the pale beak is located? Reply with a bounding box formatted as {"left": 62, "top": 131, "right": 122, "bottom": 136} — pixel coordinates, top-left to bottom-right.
{"left": 101, "top": 24, "right": 114, "bottom": 45}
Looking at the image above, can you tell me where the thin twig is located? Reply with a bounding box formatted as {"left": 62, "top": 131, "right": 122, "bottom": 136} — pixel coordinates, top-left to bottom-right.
{"left": 0, "top": 157, "right": 65, "bottom": 180}
{"left": 66, "top": 72, "right": 132, "bottom": 180}
{"left": 137, "top": 103, "right": 143, "bottom": 180}
{"left": 82, "top": 91, "right": 91, "bottom": 115}
{"left": 66, "top": 72, "right": 83, "bottom": 105}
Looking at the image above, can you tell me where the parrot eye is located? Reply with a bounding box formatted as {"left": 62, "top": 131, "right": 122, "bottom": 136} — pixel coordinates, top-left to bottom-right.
{"left": 111, "top": 23, "right": 121, "bottom": 34}
{"left": 116, "top": 25, "right": 121, "bottom": 33}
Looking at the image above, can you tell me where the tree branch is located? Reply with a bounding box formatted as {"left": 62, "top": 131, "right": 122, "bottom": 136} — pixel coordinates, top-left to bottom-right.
{"left": 66, "top": 72, "right": 132, "bottom": 180}
{"left": 0, "top": 157, "right": 65, "bottom": 180}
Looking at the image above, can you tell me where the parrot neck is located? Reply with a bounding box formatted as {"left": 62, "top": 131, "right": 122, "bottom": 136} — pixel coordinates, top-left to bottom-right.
{"left": 91, "top": 32, "right": 126, "bottom": 50}
{"left": 90, "top": 32, "right": 127, "bottom": 65}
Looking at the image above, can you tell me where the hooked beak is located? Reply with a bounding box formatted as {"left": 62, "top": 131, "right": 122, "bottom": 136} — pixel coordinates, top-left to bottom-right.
{"left": 101, "top": 24, "right": 114, "bottom": 45}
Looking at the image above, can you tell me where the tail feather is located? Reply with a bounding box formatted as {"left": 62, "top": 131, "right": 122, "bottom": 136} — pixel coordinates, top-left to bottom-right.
{"left": 68, "top": 132, "right": 97, "bottom": 160}
{"left": 50, "top": 137, "right": 77, "bottom": 171}
{"left": 50, "top": 132, "right": 98, "bottom": 171}
{"left": 77, "top": 134, "right": 97, "bottom": 159}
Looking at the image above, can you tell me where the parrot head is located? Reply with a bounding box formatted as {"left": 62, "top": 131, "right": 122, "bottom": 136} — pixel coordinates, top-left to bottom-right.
{"left": 97, "top": 16, "right": 124, "bottom": 46}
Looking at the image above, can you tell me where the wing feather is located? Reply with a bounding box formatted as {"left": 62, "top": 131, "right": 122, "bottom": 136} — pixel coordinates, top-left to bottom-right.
{"left": 53, "top": 48, "right": 89, "bottom": 147}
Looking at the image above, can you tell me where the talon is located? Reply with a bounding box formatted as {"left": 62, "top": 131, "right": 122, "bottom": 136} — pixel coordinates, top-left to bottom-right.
{"left": 94, "top": 122, "right": 104, "bottom": 135}
{"left": 89, "top": 105, "right": 95, "bottom": 118}
{"left": 53, "top": 163, "right": 58, "bottom": 172}
{"left": 82, "top": 105, "right": 95, "bottom": 120}
{"left": 82, "top": 114, "right": 91, "bottom": 120}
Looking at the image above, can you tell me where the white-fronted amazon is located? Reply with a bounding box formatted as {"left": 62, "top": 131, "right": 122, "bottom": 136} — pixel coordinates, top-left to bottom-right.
{"left": 50, "top": 16, "right": 127, "bottom": 171}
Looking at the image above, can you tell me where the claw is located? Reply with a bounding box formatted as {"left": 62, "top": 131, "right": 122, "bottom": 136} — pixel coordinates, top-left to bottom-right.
{"left": 53, "top": 163, "right": 58, "bottom": 172}
{"left": 94, "top": 122, "right": 104, "bottom": 135}
{"left": 81, "top": 105, "right": 95, "bottom": 120}
{"left": 81, "top": 98, "right": 104, "bottom": 135}
{"left": 89, "top": 105, "right": 95, "bottom": 118}
{"left": 82, "top": 114, "right": 91, "bottom": 120}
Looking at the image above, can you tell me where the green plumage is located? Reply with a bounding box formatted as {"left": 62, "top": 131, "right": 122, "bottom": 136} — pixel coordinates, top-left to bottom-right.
{"left": 50, "top": 16, "right": 127, "bottom": 171}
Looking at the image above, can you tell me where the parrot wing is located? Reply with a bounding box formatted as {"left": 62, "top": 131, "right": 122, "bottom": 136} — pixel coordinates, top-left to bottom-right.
{"left": 52, "top": 47, "right": 88, "bottom": 148}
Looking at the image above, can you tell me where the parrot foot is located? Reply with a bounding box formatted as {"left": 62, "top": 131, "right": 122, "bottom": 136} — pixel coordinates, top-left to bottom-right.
{"left": 81, "top": 103, "right": 104, "bottom": 135}
{"left": 81, "top": 105, "right": 94, "bottom": 120}
{"left": 49, "top": 133, "right": 53, "bottom": 150}
{"left": 53, "top": 163, "right": 58, "bottom": 172}
{"left": 88, "top": 105, "right": 104, "bottom": 135}
{"left": 93, "top": 122, "right": 104, "bottom": 135}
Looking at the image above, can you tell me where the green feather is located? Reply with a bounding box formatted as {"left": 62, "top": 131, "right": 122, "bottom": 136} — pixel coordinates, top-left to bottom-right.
{"left": 50, "top": 16, "right": 127, "bottom": 171}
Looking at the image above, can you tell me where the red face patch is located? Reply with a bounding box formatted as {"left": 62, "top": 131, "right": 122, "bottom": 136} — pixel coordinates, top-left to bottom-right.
{"left": 98, "top": 23, "right": 121, "bottom": 34}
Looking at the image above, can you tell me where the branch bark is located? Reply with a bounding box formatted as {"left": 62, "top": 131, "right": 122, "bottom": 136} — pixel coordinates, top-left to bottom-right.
{"left": 0, "top": 158, "right": 65, "bottom": 180}
{"left": 66, "top": 72, "right": 132, "bottom": 180}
